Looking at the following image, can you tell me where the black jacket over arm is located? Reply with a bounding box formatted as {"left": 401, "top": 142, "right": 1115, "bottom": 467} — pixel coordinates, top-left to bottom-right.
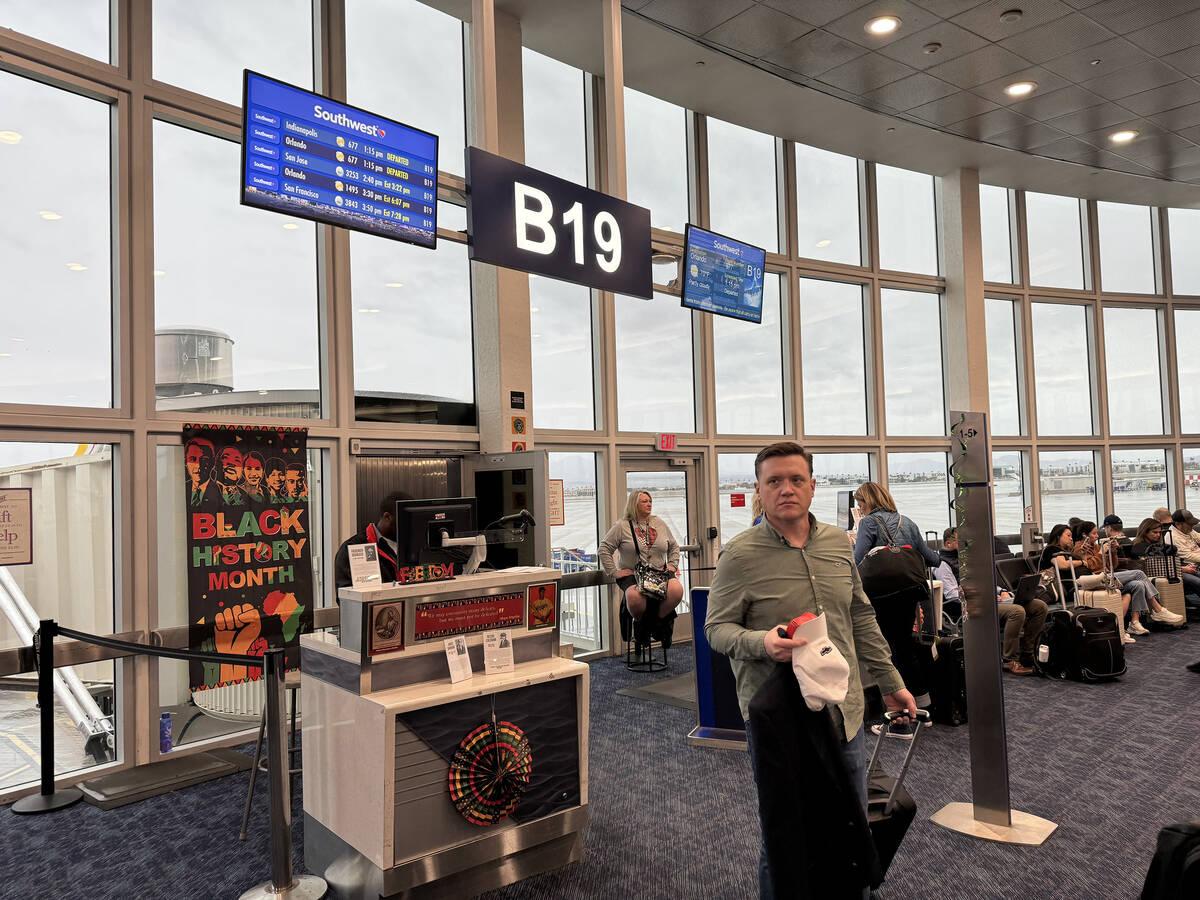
{"left": 747, "top": 663, "right": 882, "bottom": 898}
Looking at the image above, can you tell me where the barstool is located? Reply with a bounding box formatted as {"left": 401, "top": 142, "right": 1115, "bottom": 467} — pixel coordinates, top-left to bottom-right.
{"left": 238, "top": 670, "right": 301, "bottom": 840}
{"left": 625, "top": 634, "right": 668, "bottom": 672}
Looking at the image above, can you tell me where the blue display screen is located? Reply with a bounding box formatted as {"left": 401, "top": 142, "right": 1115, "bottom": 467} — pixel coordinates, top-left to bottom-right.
{"left": 680, "top": 225, "right": 766, "bottom": 323}
{"left": 240, "top": 70, "right": 438, "bottom": 248}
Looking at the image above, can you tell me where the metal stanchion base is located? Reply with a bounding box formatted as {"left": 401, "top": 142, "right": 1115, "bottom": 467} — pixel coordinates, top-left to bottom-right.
{"left": 931, "top": 802, "right": 1057, "bottom": 846}
{"left": 239, "top": 874, "right": 327, "bottom": 900}
{"left": 11, "top": 787, "right": 83, "bottom": 815}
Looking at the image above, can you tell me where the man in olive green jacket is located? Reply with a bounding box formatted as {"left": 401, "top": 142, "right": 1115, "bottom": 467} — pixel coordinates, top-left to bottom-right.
{"left": 705, "top": 441, "right": 916, "bottom": 897}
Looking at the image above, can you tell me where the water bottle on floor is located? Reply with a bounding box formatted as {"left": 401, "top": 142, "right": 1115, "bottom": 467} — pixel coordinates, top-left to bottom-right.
{"left": 159, "top": 711, "right": 172, "bottom": 753}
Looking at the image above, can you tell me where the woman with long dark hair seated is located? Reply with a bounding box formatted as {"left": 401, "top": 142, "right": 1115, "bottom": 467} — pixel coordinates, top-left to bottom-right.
{"left": 1073, "top": 519, "right": 1182, "bottom": 634}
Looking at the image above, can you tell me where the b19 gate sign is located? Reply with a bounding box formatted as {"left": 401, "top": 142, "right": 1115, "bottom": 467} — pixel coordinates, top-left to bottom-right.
{"left": 466, "top": 147, "right": 652, "bottom": 298}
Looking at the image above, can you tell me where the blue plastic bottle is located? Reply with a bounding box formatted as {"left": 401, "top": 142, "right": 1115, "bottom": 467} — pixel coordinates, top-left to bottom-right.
{"left": 159, "top": 711, "right": 173, "bottom": 753}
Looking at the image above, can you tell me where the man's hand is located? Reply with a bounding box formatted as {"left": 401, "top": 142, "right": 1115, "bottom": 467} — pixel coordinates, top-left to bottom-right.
{"left": 1184, "top": 564, "right": 1197, "bottom": 575}
{"left": 764, "top": 624, "right": 807, "bottom": 662}
{"left": 882, "top": 688, "right": 918, "bottom": 725}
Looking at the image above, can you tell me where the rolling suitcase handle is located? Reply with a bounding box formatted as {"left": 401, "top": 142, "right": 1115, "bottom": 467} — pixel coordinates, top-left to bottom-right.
{"left": 867, "top": 709, "right": 931, "bottom": 816}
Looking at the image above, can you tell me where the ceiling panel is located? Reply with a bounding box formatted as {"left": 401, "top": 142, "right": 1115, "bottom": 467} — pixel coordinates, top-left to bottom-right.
{"left": 760, "top": 0, "right": 876, "bottom": 28}
{"left": 1161, "top": 45, "right": 1200, "bottom": 78}
{"left": 1041, "top": 38, "right": 1157, "bottom": 82}
{"left": 1148, "top": 101, "right": 1200, "bottom": 132}
{"left": 926, "top": 44, "right": 1031, "bottom": 87}
{"left": 910, "top": 89, "right": 1001, "bottom": 124}
{"left": 818, "top": 51, "right": 918, "bottom": 94}
{"left": 875, "top": 19, "right": 992, "bottom": 69}
{"left": 1125, "top": 9, "right": 1200, "bottom": 58}
{"left": 1007, "top": 84, "right": 1109, "bottom": 120}
{"left": 1120, "top": 81, "right": 1200, "bottom": 117}
{"left": 997, "top": 12, "right": 1114, "bottom": 64}
{"left": 950, "top": 0, "right": 1075, "bottom": 42}
{"left": 970, "top": 66, "right": 1072, "bottom": 105}
{"left": 988, "top": 121, "right": 1072, "bottom": 150}
{"left": 950, "top": 106, "right": 1038, "bottom": 139}
{"left": 860, "top": 70, "right": 962, "bottom": 110}
{"left": 823, "top": 0, "right": 942, "bottom": 50}
{"left": 702, "top": 5, "right": 814, "bottom": 57}
{"left": 762, "top": 27, "right": 868, "bottom": 76}
{"left": 1045, "top": 101, "right": 1131, "bottom": 134}
{"left": 636, "top": 0, "right": 752, "bottom": 35}
{"left": 1082, "top": 0, "right": 1191, "bottom": 34}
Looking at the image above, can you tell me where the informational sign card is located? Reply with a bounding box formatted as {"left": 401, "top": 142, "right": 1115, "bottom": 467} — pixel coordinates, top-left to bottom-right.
{"left": 483, "top": 629, "right": 515, "bottom": 675}
{"left": 0, "top": 488, "right": 32, "bottom": 566}
{"left": 444, "top": 637, "right": 474, "bottom": 683}
{"left": 241, "top": 70, "right": 438, "bottom": 248}
{"left": 348, "top": 543, "right": 382, "bottom": 588}
{"left": 681, "top": 224, "right": 766, "bottom": 323}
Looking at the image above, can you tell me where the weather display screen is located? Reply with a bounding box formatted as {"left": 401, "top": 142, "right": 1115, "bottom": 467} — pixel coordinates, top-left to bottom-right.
{"left": 680, "top": 224, "right": 766, "bottom": 324}
{"left": 240, "top": 70, "right": 438, "bottom": 248}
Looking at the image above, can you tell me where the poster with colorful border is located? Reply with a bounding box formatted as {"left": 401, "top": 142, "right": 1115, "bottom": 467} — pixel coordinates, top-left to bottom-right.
{"left": 527, "top": 582, "right": 557, "bottom": 630}
{"left": 183, "top": 423, "right": 313, "bottom": 691}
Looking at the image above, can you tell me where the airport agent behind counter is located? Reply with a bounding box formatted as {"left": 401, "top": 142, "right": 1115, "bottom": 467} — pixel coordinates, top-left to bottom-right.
{"left": 333, "top": 490, "right": 412, "bottom": 595}
{"left": 705, "top": 441, "right": 916, "bottom": 899}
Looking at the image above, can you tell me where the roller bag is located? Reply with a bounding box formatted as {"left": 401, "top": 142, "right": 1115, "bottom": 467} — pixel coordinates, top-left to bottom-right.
{"left": 917, "top": 634, "right": 967, "bottom": 726}
{"left": 1141, "top": 821, "right": 1200, "bottom": 899}
{"left": 1034, "top": 607, "right": 1125, "bottom": 681}
{"left": 866, "top": 710, "right": 929, "bottom": 875}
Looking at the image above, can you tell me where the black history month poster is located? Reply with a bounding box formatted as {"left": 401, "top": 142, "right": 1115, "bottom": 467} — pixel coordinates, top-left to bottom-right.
{"left": 183, "top": 424, "right": 313, "bottom": 691}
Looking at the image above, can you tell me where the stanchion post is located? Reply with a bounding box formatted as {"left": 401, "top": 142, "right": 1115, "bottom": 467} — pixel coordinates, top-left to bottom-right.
{"left": 240, "top": 650, "right": 326, "bottom": 899}
{"left": 12, "top": 620, "right": 83, "bottom": 815}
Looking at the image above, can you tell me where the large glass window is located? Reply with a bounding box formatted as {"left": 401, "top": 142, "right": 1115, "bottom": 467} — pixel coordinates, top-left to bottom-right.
{"left": 1026, "top": 192, "right": 1085, "bottom": 289}
{"left": 812, "top": 453, "right": 871, "bottom": 526}
{"left": 1183, "top": 448, "right": 1200, "bottom": 508}
{"left": 614, "top": 293, "right": 695, "bottom": 433}
{"left": 1038, "top": 450, "right": 1097, "bottom": 528}
{"left": 887, "top": 452, "right": 950, "bottom": 535}
{"left": 548, "top": 452, "right": 602, "bottom": 653}
{"left": 876, "top": 165, "right": 937, "bottom": 275}
{"left": 522, "top": 48, "right": 586, "bottom": 185}
{"left": 350, "top": 218, "right": 473, "bottom": 424}
{"left": 718, "top": 453, "right": 757, "bottom": 545}
{"left": 152, "top": 0, "right": 313, "bottom": 105}
{"left": 1177, "top": 309, "right": 1200, "bottom": 433}
{"left": 799, "top": 279, "right": 868, "bottom": 435}
{"left": 1031, "top": 302, "right": 1093, "bottom": 436}
{"left": 1103, "top": 306, "right": 1164, "bottom": 435}
{"left": 153, "top": 123, "right": 321, "bottom": 417}
{"left": 1, "top": 74, "right": 112, "bottom": 408}
{"left": 794, "top": 143, "right": 860, "bottom": 266}
{"left": 986, "top": 298, "right": 1021, "bottom": 435}
{"left": 980, "top": 184, "right": 1014, "bottom": 284}
{"left": 707, "top": 116, "right": 777, "bottom": 253}
{"left": 1110, "top": 449, "right": 1168, "bottom": 527}
{"left": 992, "top": 451, "right": 1026, "bottom": 537}
{"left": 881, "top": 289, "right": 944, "bottom": 436}
{"left": 531, "top": 278, "right": 593, "bottom": 430}
{"left": 624, "top": 87, "right": 688, "bottom": 232}
{"left": 1169, "top": 208, "right": 1200, "bottom": 295}
{"left": 0, "top": 1, "right": 110, "bottom": 61}
{"left": 0, "top": 442, "right": 116, "bottom": 788}
{"left": 1097, "top": 201, "right": 1156, "bottom": 295}
{"left": 346, "top": 0, "right": 465, "bottom": 176}
{"left": 714, "top": 276, "right": 784, "bottom": 434}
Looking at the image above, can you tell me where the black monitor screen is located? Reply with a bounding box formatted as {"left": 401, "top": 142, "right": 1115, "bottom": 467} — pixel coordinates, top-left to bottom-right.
{"left": 394, "top": 497, "right": 478, "bottom": 571}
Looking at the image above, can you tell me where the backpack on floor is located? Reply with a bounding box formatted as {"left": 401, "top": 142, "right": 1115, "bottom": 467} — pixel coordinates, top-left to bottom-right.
{"left": 1142, "top": 821, "right": 1200, "bottom": 899}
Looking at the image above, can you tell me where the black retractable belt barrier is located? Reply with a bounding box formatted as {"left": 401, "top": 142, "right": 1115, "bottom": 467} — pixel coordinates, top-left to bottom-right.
{"left": 8, "top": 621, "right": 327, "bottom": 899}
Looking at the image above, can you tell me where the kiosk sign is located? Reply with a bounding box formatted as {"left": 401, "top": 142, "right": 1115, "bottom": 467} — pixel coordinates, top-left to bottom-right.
{"left": 414, "top": 591, "right": 526, "bottom": 640}
{"left": 466, "top": 147, "right": 652, "bottom": 298}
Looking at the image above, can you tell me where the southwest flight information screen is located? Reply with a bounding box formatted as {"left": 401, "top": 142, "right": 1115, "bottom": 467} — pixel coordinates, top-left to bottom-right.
{"left": 680, "top": 224, "right": 766, "bottom": 324}
{"left": 240, "top": 70, "right": 438, "bottom": 248}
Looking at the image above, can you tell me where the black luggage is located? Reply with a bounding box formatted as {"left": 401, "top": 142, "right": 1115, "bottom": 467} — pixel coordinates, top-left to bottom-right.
{"left": 866, "top": 710, "right": 928, "bottom": 875}
{"left": 1141, "top": 821, "right": 1200, "bottom": 899}
{"left": 917, "top": 634, "right": 967, "bottom": 725}
{"left": 1034, "top": 561, "right": 1126, "bottom": 681}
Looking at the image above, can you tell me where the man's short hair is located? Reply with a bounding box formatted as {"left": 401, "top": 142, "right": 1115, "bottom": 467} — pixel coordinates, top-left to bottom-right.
{"left": 754, "top": 441, "right": 813, "bottom": 479}
{"left": 285, "top": 460, "right": 304, "bottom": 474}
{"left": 379, "top": 490, "right": 413, "bottom": 517}
{"left": 943, "top": 528, "right": 957, "bottom": 543}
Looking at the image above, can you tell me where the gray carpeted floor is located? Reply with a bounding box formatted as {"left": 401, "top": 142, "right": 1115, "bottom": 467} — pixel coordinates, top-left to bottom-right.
{"left": 4, "top": 628, "right": 1200, "bottom": 899}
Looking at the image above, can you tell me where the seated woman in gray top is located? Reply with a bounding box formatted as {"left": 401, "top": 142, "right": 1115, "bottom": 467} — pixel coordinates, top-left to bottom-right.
{"left": 599, "top": 489, "right": 683, "bottom": 648}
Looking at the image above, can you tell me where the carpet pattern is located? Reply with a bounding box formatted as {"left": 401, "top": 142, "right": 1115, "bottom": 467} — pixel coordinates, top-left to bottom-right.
{"left": 4, "top": 629, "right": 1200, "bottom": 899}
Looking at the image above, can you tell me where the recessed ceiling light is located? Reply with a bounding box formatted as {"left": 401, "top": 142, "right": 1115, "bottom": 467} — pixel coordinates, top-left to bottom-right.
{"left": 39, "top": 211, "right": 61, "bottom": 221}
{"left": 210, "top": 356, "right": 224, "bottom": 361}
{"left": 816, "top": 239, "right": 832, "bottom": 248}
{"left": 695, "top": 60, "right": 706, "bottom": 67}
{"left": 1005, "top": 81, "right": 1036, "bottom": 97}
{"left": 282, "top": 222, "right": 300, "bottom": 230}
{"left": 358, "top": 307, "right": 381, "bottom": 313}
{"left": 67, "top": 262, "right": 87, "bottom": 271}
{"left": 866, "top": 16, "right": 900, "bottom": 35}
{"left": 1110, "top": 130, "right": 1138, "bottom": 143}
{"left": 1090, "top": 58, "right": 1102, "bottom": 66}
{"left": 0, "top": 131, "right": 21, "bottom": 145}
{"left": 1000, "top": 9, "right": 1023, "bottom": 24}
{"left": 384, "top": 282, "right": 403, "bottom": 288}
{"left": 153, "top": 269, "right": 166, "bottom": 276}
{"left": 923, "top": 42, "right": 942, "bottom": 54}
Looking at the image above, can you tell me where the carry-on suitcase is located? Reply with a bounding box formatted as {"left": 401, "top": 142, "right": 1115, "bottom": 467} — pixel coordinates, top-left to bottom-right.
{"left": 1034, "top": 563, "right": 1126, "bottom": 681}
{"left": 866, "top": 709, "right": 929, "bottom": 875}
{"left": 1141, "top": 821, "right": 1200, "bottom": 899}
{"left": 917, "top": 634, "right": 967, "bottom": 725}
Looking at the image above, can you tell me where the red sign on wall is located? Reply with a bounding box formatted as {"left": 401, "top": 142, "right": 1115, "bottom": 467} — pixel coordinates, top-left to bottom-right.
{"left": 413, "top": 592, "right": 526, "bottom": 640}
{"left": 654, "top": 433, "right": 677, "bottom": 452}
{"left": 730, "top": 493, "right": 746, "bottom": 508}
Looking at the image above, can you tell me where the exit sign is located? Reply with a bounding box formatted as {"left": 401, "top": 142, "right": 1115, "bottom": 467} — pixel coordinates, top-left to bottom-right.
{"left": 654, "top": 433, "right": 677, "bottom": 452}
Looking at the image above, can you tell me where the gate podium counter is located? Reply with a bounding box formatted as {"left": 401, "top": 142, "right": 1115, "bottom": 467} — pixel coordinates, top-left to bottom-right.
{"left": 301, "top": 568, "right": 589, "bottom": 899}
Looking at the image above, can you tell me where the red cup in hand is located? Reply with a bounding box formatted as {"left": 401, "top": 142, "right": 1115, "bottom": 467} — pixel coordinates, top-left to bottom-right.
{"left": 786, "top": 612, "right": 818, "bottom": 639}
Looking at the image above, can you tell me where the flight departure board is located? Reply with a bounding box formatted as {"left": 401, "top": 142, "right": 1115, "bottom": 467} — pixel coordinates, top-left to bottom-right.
{"left": 680, "top": 225, "right": 766, "bottom": 324}
{"left": 240, "top": 70, "right": 438, "bottom": 248}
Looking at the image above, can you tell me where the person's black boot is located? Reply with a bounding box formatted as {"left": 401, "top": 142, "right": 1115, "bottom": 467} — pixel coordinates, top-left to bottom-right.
{"left": 655, "top": 609, "right": 677, "bottom": 649}
{"left": 619, "top": 602, "right": 632, "bottom": 643}
{"left": 635, "top": 608, "right": 658, "bottom": 650}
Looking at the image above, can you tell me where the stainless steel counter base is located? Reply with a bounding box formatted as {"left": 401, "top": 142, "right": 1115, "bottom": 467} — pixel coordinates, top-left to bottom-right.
{"left": 306, "top": 805, "right": 588, "bottom": 899}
